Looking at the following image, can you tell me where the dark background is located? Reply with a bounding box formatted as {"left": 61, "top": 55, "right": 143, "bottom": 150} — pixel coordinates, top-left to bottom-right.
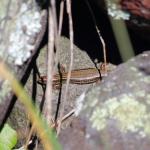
{"left": 58, "top": 0, "right": 150, "bottom": 64}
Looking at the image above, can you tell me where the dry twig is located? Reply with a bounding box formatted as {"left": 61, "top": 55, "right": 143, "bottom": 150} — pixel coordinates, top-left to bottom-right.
{"left": 57, "top": 0, "right": 74, "bottom": 135}
{"left": 58, "top": 0, "right": 65, "bottom": 36}
{"left": 44, "top": 0, "right": 57, "bottom": 124}
{"left": 85, "top": 0, "right": 107, "bottom": 70}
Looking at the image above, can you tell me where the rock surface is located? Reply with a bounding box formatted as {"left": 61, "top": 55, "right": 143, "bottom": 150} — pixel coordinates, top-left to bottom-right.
{"left": 0, "top": 0, "right": 47, "bottom": 126}
{"left": 8, "top": 36, "right": 104, "bottom": 148}
{"left": 121, "top": 0, "right": 150, "bottom": 20}
{"left": 36, "top": 36, "right": 104, "bottom": 129}
{"left": 59, "top": 51, "right": 150, "bottom": 150}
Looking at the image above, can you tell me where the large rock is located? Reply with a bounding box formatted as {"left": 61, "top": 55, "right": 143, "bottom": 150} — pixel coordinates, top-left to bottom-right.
{"left": 59, "top": 51, "right": 150, "bottom": 150}
{"left": 0, "top": 0, "right": 47, "bottom": 126}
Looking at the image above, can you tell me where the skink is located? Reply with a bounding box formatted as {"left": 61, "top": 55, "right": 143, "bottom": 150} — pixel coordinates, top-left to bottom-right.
{"left": 38, "top": 63, "right": 116, "bottom": 87}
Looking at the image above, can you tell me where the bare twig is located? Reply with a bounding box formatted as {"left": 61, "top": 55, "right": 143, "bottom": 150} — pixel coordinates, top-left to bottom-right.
{"left": 53, "top": 0, "right": 64, "bottom": 76}
{"left": 85, "top": 0, "right": 107, "bottom": 69}
{"left": 60, "top": 109, "right": 75, "bottom": 123}
{"left": 44, "top": 0, "right": 64, "bottom": 124}
{"left": 24, "top": 124, "right": 35, "bottom": 149}
{"left": 58, "top": 0, "right": 65, "bottom": 36}
{"left": 57, "top": 0, "right": 74, "bottom": 135}
{"left": 52, "top": 109, "right": 75, "bottom": 129}
{"left": 44, "top": 0, "right": 56, "bottom": 124}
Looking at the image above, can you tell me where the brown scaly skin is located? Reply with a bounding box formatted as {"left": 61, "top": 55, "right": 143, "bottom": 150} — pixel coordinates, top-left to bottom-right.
{"left": 37, "top": 63, "right": 116, "bottom": 88}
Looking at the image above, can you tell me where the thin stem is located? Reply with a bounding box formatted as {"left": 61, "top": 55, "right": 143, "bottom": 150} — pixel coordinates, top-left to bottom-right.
{"left": 58, "top": 0, "right": 65, "bottom": 36}
{"left": 44, "top": 6, "right": 54, "bottom": 124}
{"left": 57, "top": 0, "right": 74, "bottom": 135}
{"left": 104, "top": 0, "right": 134, "bottom": 61}
{"left": 85, "top": 0, "right": 107, "bottom": 69}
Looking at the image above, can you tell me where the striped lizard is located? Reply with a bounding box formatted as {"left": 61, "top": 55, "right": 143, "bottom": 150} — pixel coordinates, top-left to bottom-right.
{"left": 37, "top": 63, "right": 116, "bottom": 88}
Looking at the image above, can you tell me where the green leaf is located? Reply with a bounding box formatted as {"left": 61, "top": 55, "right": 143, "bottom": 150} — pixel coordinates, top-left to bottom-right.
{"left": 0, "top": 124, "right": 17, "bottom": 150}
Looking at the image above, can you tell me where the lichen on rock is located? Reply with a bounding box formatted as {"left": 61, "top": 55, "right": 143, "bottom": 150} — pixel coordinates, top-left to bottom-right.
{"left": 76, "top": 51, "right": 150, "bottom": 139}
{"left": 106, "top": 0, "right": 130, "bottom": 20}
{"left": 0, "top": 0, "right": 42, "bottom": 66}
{"left": 90, "top": 93, "right": 150, "bottom": 137}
